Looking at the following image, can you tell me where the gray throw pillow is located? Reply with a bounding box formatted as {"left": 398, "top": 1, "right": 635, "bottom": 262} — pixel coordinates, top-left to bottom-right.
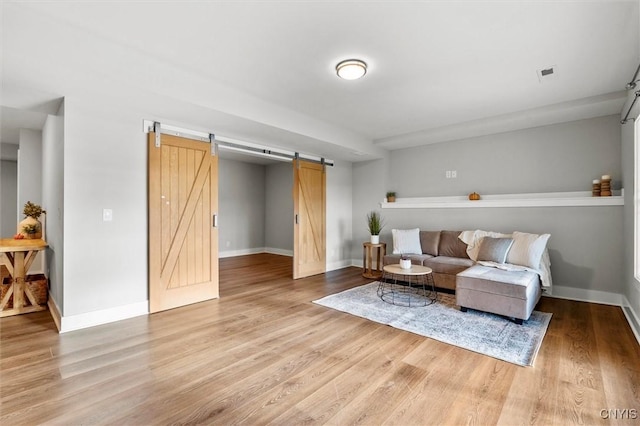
{"left": 477, "top": 237, "right": 514, "bottom": 264}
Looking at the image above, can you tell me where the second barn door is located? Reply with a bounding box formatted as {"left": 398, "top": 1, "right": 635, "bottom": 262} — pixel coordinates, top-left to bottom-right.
{"left": 293, "top": 159, "right": 326, "bottom": 279}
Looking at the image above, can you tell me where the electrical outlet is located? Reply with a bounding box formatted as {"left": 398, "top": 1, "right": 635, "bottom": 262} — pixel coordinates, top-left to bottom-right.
{"left": 445, "top": 171, "right": 451, "bottom": 178}
{"left": 451, "top": 170, "right": 457, "bottom": 178}
{"left": 103, "top": 209, "right": 113, "bottom": 222}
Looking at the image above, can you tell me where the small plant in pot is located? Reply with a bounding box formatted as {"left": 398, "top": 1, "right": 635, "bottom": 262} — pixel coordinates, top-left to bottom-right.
{"left": 386, "top": 191, "right": 396, "bottom": 203}
{"left": 400, "top": 253, "right": 412, "bottom": 269}
{"left": 366, "top": 211, "right": 384, "bottom": 244}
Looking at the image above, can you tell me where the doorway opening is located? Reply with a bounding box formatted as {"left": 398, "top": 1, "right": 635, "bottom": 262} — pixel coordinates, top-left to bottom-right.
{"left": 217, "top": 149, "right": 295, "bottom": 294}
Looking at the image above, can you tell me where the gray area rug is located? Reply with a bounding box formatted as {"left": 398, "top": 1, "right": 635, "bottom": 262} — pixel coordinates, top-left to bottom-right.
{"left": 313, "top": 282, "right": 552, "bottom": 367}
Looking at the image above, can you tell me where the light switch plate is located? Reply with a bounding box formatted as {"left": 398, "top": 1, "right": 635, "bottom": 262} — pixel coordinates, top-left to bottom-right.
{"left": 103, "top": 209, "right": 113, "bottom": 222}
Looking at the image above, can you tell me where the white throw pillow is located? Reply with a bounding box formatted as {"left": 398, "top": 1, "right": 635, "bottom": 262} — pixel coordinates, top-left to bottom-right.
{"left": 506, "top": 231, "right": 550, "bottom": 269}
{"left": 392, "top": 228, "right": 422, "bottom": 255}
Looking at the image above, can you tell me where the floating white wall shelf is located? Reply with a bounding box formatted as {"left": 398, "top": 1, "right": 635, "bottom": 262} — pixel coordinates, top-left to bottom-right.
{"left": 380, "top": 190, "right": 624, "bottom": 209}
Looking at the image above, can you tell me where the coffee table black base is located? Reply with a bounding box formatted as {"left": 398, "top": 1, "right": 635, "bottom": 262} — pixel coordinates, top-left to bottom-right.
{"left": 378, "top": 266, "right": 437, "bottom": 307}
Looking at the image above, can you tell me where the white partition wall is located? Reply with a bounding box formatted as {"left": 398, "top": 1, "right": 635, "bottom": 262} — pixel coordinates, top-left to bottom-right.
{"left": 42, "top": 105, "right": 65, "bottom": 316}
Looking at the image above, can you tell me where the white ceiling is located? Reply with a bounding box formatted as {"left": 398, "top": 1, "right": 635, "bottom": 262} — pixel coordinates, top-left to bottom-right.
{"left": 0, "top": 106, "right": 48, "bottom": 145}
{"left": 2, "top": 1, "right": 638, "bottom": 162}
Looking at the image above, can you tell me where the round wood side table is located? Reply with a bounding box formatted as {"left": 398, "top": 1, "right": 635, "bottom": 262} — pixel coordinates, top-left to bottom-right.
{"left": 362, "top": 242, "right": 386, "bottom": 279}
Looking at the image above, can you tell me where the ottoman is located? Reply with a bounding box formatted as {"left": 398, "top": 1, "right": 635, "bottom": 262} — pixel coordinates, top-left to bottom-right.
{"left": 456, "top": 265, "right": 541, "bottom": 324}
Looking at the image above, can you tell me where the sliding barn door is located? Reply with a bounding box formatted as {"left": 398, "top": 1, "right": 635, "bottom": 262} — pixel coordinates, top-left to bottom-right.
{"left": 148, "top": 132, "right": 219, "bottom": 313}
{"left": 293, "top": 159, "right": 326, "bottom": 279}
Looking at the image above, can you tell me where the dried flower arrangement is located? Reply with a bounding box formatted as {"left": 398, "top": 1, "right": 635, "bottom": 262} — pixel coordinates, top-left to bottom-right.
{"left": 23, "top": 201, "right": 45, "bottom": 219}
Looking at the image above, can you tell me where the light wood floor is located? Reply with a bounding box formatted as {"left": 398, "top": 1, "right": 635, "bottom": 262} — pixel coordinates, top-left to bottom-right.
{"left": 1, "top": 253, "right": 639, "bottom": 425}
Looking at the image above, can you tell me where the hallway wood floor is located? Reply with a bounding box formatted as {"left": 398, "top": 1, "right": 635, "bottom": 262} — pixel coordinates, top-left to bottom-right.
{"left": 1, "top": 253, "right": 639, "bottom": 425}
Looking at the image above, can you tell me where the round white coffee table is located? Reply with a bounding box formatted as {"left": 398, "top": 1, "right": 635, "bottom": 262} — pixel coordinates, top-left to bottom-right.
{"left": 378, "top": 264, "right": 437, "bottom": 307}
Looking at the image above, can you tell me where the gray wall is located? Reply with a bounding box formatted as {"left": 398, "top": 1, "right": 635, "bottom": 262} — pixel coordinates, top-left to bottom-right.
{"left": 352, "top": 156, "right": 390, "bottom": 255}
{"left": 0, "top": 143, "right": 19, "bottom": 161}
{"left": 1, "top": 160, "right": 18, "bottom": 237}
{"left": 326, "top": 160, "right": 354, "bottom": 270}
{"left": 17, "top": 129, "right": 43, "bottom": 211}
{"left": 219, "top": 158, "right": 266, "bottom": 254}
{"left": 42, "top": 106, "right": 65, "bottom": 311}
{"left": 63, "top": 98, "right": 148, "bottom": 317}
{"left": 353, "top": 115, "right": 623, "bottom": 295}
{"left": 389, "top": 115, "right": 622, "bottom": 196}
{"left": 265, "top": 162, "right": 293, "bottom": 252}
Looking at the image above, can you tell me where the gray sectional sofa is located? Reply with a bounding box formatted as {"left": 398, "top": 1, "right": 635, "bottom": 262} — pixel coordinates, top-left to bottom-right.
{"left": 383, "top": 230, "right": 546, "bottom": 324}
{"left": 384, "top": 230, "right": 474, "bottom": 291}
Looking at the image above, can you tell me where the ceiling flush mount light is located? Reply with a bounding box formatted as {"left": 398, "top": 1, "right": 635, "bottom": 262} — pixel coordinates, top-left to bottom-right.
{"left": 336, "top": 59, "right": 367, "bottom": 80}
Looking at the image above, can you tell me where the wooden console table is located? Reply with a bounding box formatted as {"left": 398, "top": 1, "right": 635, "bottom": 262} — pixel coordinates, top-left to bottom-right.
{"left": 362, "top": 242, "right": 386, "bottom": 279}
{"left": 0, "top": 238, "right": 48, "bottom": 317}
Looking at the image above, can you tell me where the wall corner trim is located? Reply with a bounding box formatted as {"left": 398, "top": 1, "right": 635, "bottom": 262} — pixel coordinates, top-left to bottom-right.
{"left": 47, "top": 294, "right": 62, "bottom": 332}
{"left": 622, "top": 295, "right": 640, "bottom": 347}
{"left": 59, "top": 301, "right": 148, "bottom": 333}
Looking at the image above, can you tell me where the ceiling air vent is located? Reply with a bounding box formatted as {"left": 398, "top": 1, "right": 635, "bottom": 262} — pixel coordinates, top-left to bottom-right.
{"left": 537, "top": 65, "right": 558, "bottom": 83}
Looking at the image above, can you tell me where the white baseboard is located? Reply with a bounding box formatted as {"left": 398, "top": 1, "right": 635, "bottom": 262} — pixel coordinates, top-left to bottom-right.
{"left": 352, "top": 259, "right": 364, "bottom": 268}
{"left": 264, "top": 247, "right": 293, "bottom": 257}
{"left": 219, "top": 247, "right": 266, "bottom": 258}
{"left": 545, "top": 285, "right": 624, "bottom": 306}
{"left": 59, "top": 301, "right": 148, "bottom": 333}
{"left": 622, "top": 296, "right": 640, "bottom": 346}
{"left": 327, "top": 259, "right": 354, "bottom": 272}
{"left": 219, "top": 247, "right": 294, "bottom": 258}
